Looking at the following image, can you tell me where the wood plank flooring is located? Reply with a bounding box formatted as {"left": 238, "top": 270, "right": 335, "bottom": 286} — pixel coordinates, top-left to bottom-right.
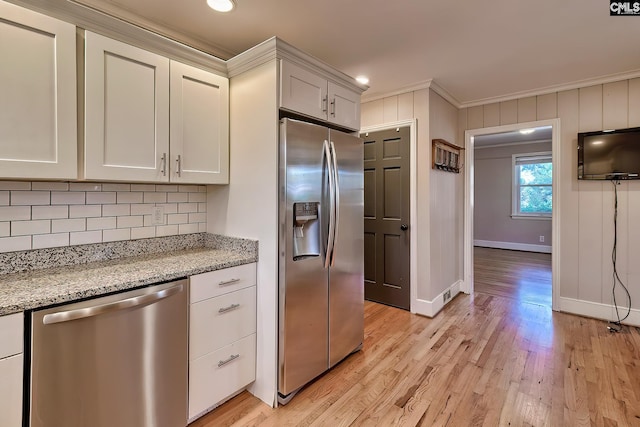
{"left": 474, "top": 247, "right": 552, "bottom": 307}
{"left": 191, "top": 293, "right": 640, "bottom": 426}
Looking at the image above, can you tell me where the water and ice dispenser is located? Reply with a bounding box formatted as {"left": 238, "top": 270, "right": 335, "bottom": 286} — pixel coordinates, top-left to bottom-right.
{"left": 292, "top": 202, "right": 320, "bottom": 261}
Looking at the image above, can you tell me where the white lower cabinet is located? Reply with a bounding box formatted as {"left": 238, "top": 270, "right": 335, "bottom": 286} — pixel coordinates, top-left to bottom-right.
{"left": 0, "top": 313, "right": 23, "bottom": 427}
{"left": 189, "top": 334, "right": 256, "bottom": 419}
{"left": 188, "top": 263, "right": 257, "bottom": 421}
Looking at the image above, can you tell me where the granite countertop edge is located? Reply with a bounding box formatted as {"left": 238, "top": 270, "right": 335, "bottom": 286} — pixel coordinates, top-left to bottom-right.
{"left": 0, "top": 235, "right": 258, "bottom": 316}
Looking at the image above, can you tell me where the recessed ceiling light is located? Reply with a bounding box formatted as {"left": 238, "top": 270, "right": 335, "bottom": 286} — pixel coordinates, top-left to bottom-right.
{"left": 355, "top": 75, "right": 369, "bottom": 85}
{"left": 207, "top": 0, "right": 235, "bottom": 12}
{"left": 519, "top": 128, "right": 535, "bottom": 135}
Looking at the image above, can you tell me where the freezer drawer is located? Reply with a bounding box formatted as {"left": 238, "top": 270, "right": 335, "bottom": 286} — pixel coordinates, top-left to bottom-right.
{"left": 29, "top": 280, "right": 188, "bottom": 427}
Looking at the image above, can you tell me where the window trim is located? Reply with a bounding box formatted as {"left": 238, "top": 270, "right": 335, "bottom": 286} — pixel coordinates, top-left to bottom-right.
{"left": 512, "top": 151, "right": 552, "bottom": 218}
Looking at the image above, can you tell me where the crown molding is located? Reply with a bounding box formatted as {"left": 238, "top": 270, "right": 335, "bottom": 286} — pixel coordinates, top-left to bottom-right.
{"left": 6, "top": 0, "right": 228, "bottom": 76}
{"left": 361, "top": 79, "right": 433, "bottom": 103}
{"left": 227, "top": 37, "right": 368, "bottom": 93}
{"left": 459, "top": 68, "right": 640, "bottom": 108}
{"left": 361, "top": 78, "right": 463, "bottom": 108}
{"left": 363, "top": 68, "right": 640, "bottom": 111}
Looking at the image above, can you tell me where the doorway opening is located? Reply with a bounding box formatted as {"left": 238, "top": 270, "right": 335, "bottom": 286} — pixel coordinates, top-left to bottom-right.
{"left": 464, "top": 120, "right": 560, "bottom": 310}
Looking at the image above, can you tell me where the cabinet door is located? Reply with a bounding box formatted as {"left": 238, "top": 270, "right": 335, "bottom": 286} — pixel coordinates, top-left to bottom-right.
{"left": 84, "top": 31, "right": 170, "bottom": 182}
{"left": 0, "top": 312, "right": 23, "bottom": 427}
{"left": 328, "top": 81, "right": 361, "bottom": 130}
{"left": 0, "top": 1, "right": 76, "bottom": 180}
{"left": 280, "top": 60, "right": 328, "bottom": 121}
{"left": 170, "top": 62, "right": 229, "bottom": 184}
{"left": 0, "top": 354, "right": 23, "bottom": 427}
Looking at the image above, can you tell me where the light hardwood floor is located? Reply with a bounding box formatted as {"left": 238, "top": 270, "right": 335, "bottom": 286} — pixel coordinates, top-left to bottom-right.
{"left": 191, "top": 292, "right": 640, "bottom": 426}
{"left": 474, "top": 246, "right": 552, "bottom": 307}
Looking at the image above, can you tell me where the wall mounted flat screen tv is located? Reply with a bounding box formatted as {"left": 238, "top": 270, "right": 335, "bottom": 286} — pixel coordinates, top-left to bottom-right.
{"left": 578, "top": 127, "right": 640, "bottom": 180}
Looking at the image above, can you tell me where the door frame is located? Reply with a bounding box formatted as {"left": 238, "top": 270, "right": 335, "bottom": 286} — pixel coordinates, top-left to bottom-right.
{"left": 463, "top": 118, "right": 561, "bottom": 311}
{"left": 361, "top": 119, "right": 418, "bottom": 312}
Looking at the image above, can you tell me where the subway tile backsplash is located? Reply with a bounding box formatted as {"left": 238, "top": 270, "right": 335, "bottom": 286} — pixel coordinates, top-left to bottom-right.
{"left": 0, "top": 181, "right": 207, "bottom": 253}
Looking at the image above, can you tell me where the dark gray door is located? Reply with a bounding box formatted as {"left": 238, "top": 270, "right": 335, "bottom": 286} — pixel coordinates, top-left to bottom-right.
{"left": 361, "top": 127, "right": 410, "bottom": 310}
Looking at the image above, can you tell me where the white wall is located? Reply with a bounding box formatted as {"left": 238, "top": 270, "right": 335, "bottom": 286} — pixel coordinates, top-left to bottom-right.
{"left": 0, "top": 181, "right": 206, "bottom": 252}
{"left": 474, "top": 141, "right": 552, "bottom": 251}
{"left": 207, "top": 60, "right": 279, "bottom": 406}
{"left": 362, "top": 87, "right": 462, "bottom": 316}
{"left": 460, "top": 78, "right": 640, "bottom": 324}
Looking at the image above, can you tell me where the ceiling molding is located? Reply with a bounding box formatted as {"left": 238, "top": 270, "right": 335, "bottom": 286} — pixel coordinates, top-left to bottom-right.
{"left": 6, "top": 0, "right": 228, "bottom": 75}
{"left": 428, "top": 80, "right": 462, "bottom": 109}
{"left": 69, "top": 0, "right": 237, "bottom": 60}
{"left": 227, "top": 37, "right": 368, "bottom": 93}
{"left": 360, "top": 78, "right": 462, "bottom": 108}
{"left": 361, "top": 79, "right": 433, "bottom": 103}
{"left": 459, "top": 68, "right": 640, "bottom": 109}
{"left": 363, "top": 68, "right": 640, "bottom": 111}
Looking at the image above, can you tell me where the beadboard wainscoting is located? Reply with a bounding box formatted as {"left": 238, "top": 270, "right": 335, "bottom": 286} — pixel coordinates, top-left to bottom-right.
{"left": 0, "top": 181, "right": 207, "bottom": 252}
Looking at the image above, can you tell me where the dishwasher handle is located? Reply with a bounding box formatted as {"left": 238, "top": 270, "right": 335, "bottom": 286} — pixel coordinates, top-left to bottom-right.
{"left": 42, "top": 284, "right": 183, "bottom": 325}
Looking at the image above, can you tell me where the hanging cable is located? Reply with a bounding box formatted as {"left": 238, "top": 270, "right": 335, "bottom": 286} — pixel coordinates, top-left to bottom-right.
{"left": 608, "top": 180, "right": 632, "bottom": 332}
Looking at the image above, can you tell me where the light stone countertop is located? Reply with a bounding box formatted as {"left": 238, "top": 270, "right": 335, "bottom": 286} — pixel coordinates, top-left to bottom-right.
{"left": 0, "top": 234, "right": 257, "bottom": 316}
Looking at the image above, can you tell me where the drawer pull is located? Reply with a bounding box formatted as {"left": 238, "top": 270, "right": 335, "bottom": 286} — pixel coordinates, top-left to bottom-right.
{"left": 218, "top": 303, "right": 240, "bottom": 314}
{"left": 218, "top": 354, "right": 240, "bottom": 367}
{"left": 218, "top": 278, "right": 241, "bottom": 286}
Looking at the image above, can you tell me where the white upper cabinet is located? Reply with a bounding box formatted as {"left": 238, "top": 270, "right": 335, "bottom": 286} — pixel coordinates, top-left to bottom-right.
{"left": 170, "top": 61, "right": 229, "bottom": 184}
{"left": 327, "top": 81, "right": 361, "bottom": 130}
{"left": 280, "top": 59, "right": 361, "bottom": 130}
{"left": 84, "top": 31, "right": 170, "bottom": 182}
{"left": 84, "top": 32, "right": 229, "bottom": 184}
{"left": 0, "top": 0, "right": 77, "bottom": 180}
{"left": 280, "top": 60, "right": 328, "bottom": 121}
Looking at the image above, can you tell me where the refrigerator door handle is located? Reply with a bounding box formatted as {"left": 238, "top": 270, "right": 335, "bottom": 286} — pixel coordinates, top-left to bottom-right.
{"left": 324, "top": 140, "right": 336, "bottom": 268}
{"left": 329, "top": 140, "right": 340, "bottom": 267}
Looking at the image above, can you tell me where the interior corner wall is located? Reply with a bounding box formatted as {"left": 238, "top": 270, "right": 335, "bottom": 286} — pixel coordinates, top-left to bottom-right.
{"left": 361, "top": 87, "right": 462, "bottom": 315}
{"left": 474, "top": 141, "right": 552, "bottom": 249}
{"left": 460, "top": 78, "right": 640, "bottom": 323}
{"left": 428, "top": 90, "right": 463, "bottom": 302}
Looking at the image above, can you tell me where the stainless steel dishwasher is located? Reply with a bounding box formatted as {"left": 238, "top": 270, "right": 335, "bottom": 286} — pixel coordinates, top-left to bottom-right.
{"left": 28, "top": 279, "right": 188, "bottom": 427}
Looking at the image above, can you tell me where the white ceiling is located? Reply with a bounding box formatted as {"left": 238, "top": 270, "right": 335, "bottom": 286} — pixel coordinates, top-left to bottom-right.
{"left": 74, "top": 0, "right": 640, "bottom": 106}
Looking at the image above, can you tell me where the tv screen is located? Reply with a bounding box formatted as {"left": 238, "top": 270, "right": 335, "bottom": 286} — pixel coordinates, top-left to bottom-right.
{"left": 578, "top": 127, "right": 640, "bottom": 180}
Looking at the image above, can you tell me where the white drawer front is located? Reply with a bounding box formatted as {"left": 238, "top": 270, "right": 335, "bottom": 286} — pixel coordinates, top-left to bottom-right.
{"left": 189, "top": 286, "right": 256, "bottom": 361}
{"left": 0, "top": 354, "right": 23, "bottom": 427}
{"left": 188, "top": 333, "right": 256, "bottom": 419}
{"left": 190, "top": 263, "right": 256, "bottom": 303}
{"left": 0, "top": 313, "right": 23, "bottom": 359}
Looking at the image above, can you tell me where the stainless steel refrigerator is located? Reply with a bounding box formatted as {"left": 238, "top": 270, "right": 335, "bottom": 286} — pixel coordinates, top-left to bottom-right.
{"left": 278, "top": 118, "right": 364, "bottom": 403}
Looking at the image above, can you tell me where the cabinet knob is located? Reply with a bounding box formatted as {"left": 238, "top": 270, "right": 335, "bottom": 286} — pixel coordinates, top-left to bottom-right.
{"left": 400, "top": 224, "right": 408, "bottom": 231}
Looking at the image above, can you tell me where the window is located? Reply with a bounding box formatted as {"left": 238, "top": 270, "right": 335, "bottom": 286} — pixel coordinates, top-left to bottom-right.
{"left": 512, "top": 152, "right": 552, "bottom": 217}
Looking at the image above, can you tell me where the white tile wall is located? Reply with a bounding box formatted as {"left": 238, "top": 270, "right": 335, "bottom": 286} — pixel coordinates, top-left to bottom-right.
{"left": 0, "top": 181, "right": 208, "bottom": 253}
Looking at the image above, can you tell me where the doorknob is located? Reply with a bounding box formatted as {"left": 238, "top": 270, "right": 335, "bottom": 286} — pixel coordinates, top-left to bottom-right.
{"left": 400, "top": 224, "right": 408, "bottom": 231}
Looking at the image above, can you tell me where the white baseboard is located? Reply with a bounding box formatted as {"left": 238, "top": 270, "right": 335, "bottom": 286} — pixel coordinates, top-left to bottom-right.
{"left": 412, "top": 280, "right": 462, "bottom": 317}
{"left": 559, "top": 297, "right": 640, "bottom": 327}
{"left": 474, "top": 239, "right": 551, "bottom": 254}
